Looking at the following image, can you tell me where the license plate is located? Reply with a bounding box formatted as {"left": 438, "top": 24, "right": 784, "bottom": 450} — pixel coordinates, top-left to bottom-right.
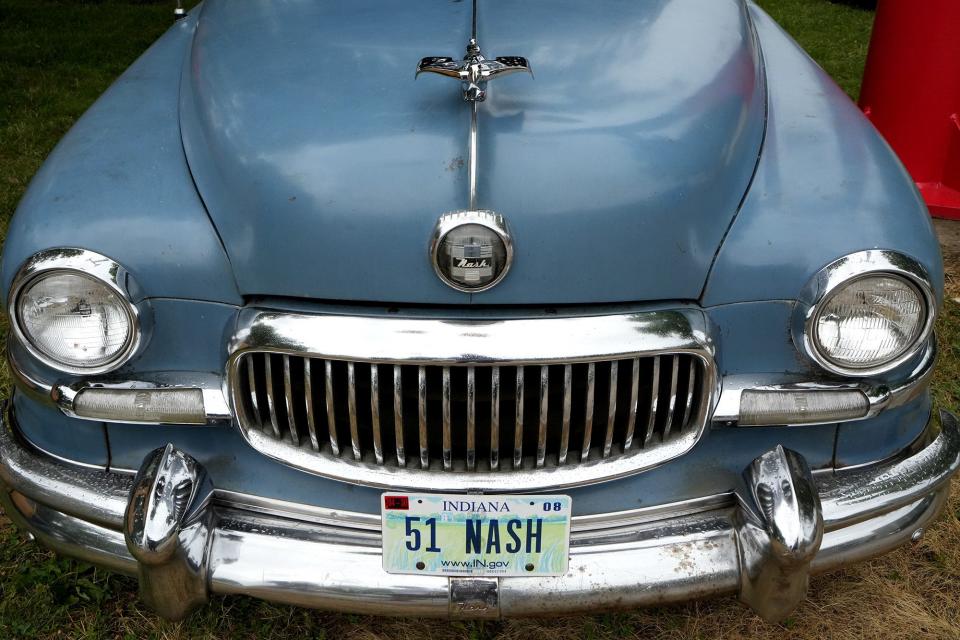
{"left": 381, "top": 493, "right": 572, "bottom": 577}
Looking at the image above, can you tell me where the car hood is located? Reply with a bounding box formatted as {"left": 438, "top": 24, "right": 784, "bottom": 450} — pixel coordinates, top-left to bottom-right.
{"left": 180, "top": 0, "right": 766, "bottom": 305}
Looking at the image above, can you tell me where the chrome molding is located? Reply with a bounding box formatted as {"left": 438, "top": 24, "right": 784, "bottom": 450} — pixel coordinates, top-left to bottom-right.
{"left": 2, "top": 409, "right": 957, "bottom": 622}
{"left": 227, "top": 308, "right": 717, "bottom": 491}
{"left": 714, "top": 337, "right": 936, "bottom": 425}
{"left": 792, "top": 250, "right": 937, "bottom": 377}
{"left": 7, "top": 248, "right": 147, "bottom": 376}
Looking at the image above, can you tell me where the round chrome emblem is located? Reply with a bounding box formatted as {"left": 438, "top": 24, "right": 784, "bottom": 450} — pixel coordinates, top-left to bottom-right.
{"left": 430, "top": 210, "right": 513, "bottom": 292}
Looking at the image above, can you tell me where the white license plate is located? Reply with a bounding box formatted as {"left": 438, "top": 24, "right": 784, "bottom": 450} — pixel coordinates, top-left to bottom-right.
{"left": 381, "top": 493, "right": 572, "bottom": 577}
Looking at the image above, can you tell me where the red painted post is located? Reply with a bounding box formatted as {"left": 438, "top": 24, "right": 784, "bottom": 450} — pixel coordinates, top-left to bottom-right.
{"left": 859, "top": 0, "right": 960, "bottom": 220}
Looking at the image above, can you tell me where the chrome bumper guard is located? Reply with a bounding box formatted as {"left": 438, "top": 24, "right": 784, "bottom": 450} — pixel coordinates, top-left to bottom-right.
{"left": 1, "top": 410, "right": 958, "bottom": 622}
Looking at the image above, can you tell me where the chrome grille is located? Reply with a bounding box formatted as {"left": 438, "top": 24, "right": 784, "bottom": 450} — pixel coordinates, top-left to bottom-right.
{"left": 235, "top": 353, "right": 707, "bottom": 473}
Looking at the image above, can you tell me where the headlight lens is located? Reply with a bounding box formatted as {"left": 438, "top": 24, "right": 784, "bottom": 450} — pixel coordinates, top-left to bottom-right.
{"left": 16, "top": 272, "right": 134, "bottom": 370}
{"left": 812, "top": 274, "right": 926, "bottom": 370}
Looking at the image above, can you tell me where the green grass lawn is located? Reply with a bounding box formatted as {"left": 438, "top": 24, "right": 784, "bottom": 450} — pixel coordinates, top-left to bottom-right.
{"left": 1, "top": 1, "right": 958, "bottom": 639}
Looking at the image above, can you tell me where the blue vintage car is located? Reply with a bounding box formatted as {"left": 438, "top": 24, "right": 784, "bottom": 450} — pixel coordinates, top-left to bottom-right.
{"left": 1, "top": 0, "right": 957, "bottom": 623}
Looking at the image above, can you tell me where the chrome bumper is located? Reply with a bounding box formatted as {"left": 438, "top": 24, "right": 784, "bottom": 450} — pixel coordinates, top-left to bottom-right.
{"left": 1, "top": 410, "right": 958, "bottom": 622}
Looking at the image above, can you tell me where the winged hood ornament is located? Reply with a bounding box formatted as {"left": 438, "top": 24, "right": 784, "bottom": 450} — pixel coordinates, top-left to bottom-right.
{"left": 417, "top": 38, "right": 531, "bottom": 102}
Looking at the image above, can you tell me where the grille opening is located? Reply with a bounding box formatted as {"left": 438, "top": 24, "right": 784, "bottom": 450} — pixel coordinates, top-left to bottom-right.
{"left": 235, "top": 352, "right": 708, "bottom": 474}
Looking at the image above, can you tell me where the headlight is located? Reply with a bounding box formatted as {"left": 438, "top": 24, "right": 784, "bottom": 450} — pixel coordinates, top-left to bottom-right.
{"left": 798, "top": 251, "right": 935, "bottom": 376}
{"left": 10, "top": 249, "right": 142, "bottom": 374}
{"left": 812, "top": 275, "right": 924, "bottom": 370}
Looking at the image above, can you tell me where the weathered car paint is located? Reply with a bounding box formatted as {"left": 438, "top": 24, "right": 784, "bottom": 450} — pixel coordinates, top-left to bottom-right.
{"left": 0, "top": 15, "right": 240, "bottom": 307}
{"left": 180, "top": 0, "right": 765, "bottom": 304}
{"left": 13, "top": 393, "right": 108, "bottom": 468}
{"left": 0, "top": 0, "right": 944, "bottom": 525}
{"left": 701, "top": 5, "right": 944, "bottom": 307}
{"left": 835, "top": 391, "right": 933, "bottom": 468}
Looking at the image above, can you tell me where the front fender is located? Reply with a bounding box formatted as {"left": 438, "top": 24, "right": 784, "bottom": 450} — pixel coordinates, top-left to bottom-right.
{"left": 701, "top": 3, "right": 944, "bottom": 308}
{"left": 0, "top": 13, "right": 239, "bottom": 306}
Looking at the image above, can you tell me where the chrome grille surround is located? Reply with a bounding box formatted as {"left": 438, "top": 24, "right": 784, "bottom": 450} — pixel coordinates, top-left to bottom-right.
{"left": 227, "top": 308, "right": 717, "bottom": 491}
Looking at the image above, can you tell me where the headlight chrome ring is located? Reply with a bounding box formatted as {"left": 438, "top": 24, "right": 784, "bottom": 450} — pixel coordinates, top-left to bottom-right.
{"left": 8, "top": 248, "right": 145, "bottom": 375}
{"left": 794, "top": 250, "right": 937, "bottom": 377}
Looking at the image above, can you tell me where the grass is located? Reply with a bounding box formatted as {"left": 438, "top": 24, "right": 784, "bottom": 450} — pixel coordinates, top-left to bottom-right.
{"left": 0, "top": 0, "right": 958, "bottom": 638}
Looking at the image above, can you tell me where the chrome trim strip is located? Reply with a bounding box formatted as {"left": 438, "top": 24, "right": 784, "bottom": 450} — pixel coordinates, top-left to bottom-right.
{"left": 513, "top": 366, "right": 524, "bottom": 469}
{"left": 283, "top": 356, "right": 300, "bottom": 445}
{"left": 468, "top": 102, "right": 478, "bottom": 209}
{"left": 624, "top": 358, "right": 640, "bottom": 451}
{"left": 663, "top": 355, "right": 680, "bottom": 438}
{"left": 324, "top": 360, "right": 339, "bottom": 456}
{"left": 442, "top": 367, "right": 452, "bottom": 470}
{"left": 228, "top": 308, "right": 714, "bottom": 366}
{"left": 603, "top": 361, "right": 618, "bottom": 458}
{"left": 264, "top": 356, "right": 281, "bottom": 439}
{"left": 7, "top": 248, "right": 146, "bottom": 376}
{"left": 393, "top": 365, "right": 405, "bottom": 467}
{"left": 581, "top": 362, "right": 596, "bottom": 462}
{"left": 793, "top": 250, "right": 937, "bottom": 377}
{"left": 559, "top": 364, "right": 572, "bottom": 465}
{"left": 644, "top": 356, "right": 661, "bottom": 445}
{"left": 490, "top": 366, "right": 500, "bottom": 470}
{"left": 304, "top": 359, "right": 320, "bottom": 451}
{"left": 418, "top": 366, "right": 429, "bottom": 469}
{"left": 466, "top": 366, "right": 476, "bottom": 471}
{"left": 681, "top": 363, "right": 696, "bottom": 428}
{"left": 347, "top": 362, "right": 360, "bottom": 461}
{"left": 536, "top": 365, "right": 548, "bottom": 468}
{"left": 247, "top": 359, "right": 261, "bottom": 427}
{"left": 370, "top": 365, "right": 383, "bottom": 465}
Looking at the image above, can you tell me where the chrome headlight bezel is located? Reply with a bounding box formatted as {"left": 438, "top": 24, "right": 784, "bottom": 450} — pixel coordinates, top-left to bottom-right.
{"left": 8, "top": 248, "right": 145, "bottom": 375}
{"left": 793, "top": 250, "right": 937, "bottom": 377}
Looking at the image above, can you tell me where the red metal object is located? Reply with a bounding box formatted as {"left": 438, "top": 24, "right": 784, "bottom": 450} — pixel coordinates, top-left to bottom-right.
{"left": 859, "top": 0, "right": 960, "bottom": 220}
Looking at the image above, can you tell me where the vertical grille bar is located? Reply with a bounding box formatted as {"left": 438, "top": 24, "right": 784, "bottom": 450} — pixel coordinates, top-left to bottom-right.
{"left": 283, "top": 355, "right": 300, "bottom": 445}
{"left": 466, "top": 366, "right": 476, "bottom": 471}
{"left": 370, "top": 365, "right": 384, "bottom": 464}
{"left": 624, "top": 357, "right": 640, "bottom": 451}
{"left": 680, "top": 360, "right": 697, "bottom": 429}
{"left": 442, "top": 367, "right": 453, "bottom": 470}
{"left": 324, "top": 359, "right": 340, "bottom": 456}
{"left": 246, "top": 356, "right": 261, "bottom": 428}
{"left": 603, "top": 361, "right": 619, "bottom": 458}
{"left": 536, "top": 365, "right": 549, "bottom": 468}
{"left": 418, "top": 366, "right": 429, "bottom": 469}
{"left": 513, "top": 367, "right": 524, "bottom": 469}
{"left": 644, "top": 356, "right": 661, "bottom": 445}
{"left": 558, "top": 364, "right": 572, "bottom": 465}
{"left": 264, "top": 356, "right": 282, "bottom": 439}
{"left": 393, "top": 365, "right": 406, "bottom": 467}
{"left": 581, "top": 362, "right": 596, "bottom": 461}
{"left": 347, "top": 362, "right": 361, "bottom": 460}
{"left": 304, "top": 359, "right": 320, "bottom": 451}
{"left": 490, "top": 366, "right": 500, "bottom": 470}
{"left": 663, "top": 355, "right": 680, "bottom": 439}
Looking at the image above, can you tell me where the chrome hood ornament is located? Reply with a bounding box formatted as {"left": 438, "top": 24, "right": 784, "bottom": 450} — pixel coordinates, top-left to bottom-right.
{"left": 416, "top": 0, "right": 531, "bottom": 103}
{"left": 417, "top": 40, "right": 531, "bottom": 103}
{"left": 418, "top": 0, "right": 528, "bottom": 292}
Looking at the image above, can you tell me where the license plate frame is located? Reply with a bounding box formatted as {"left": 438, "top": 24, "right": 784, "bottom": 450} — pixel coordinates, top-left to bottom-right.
{"left": 381, "top": 493, "right": 572, "bottom": 577}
